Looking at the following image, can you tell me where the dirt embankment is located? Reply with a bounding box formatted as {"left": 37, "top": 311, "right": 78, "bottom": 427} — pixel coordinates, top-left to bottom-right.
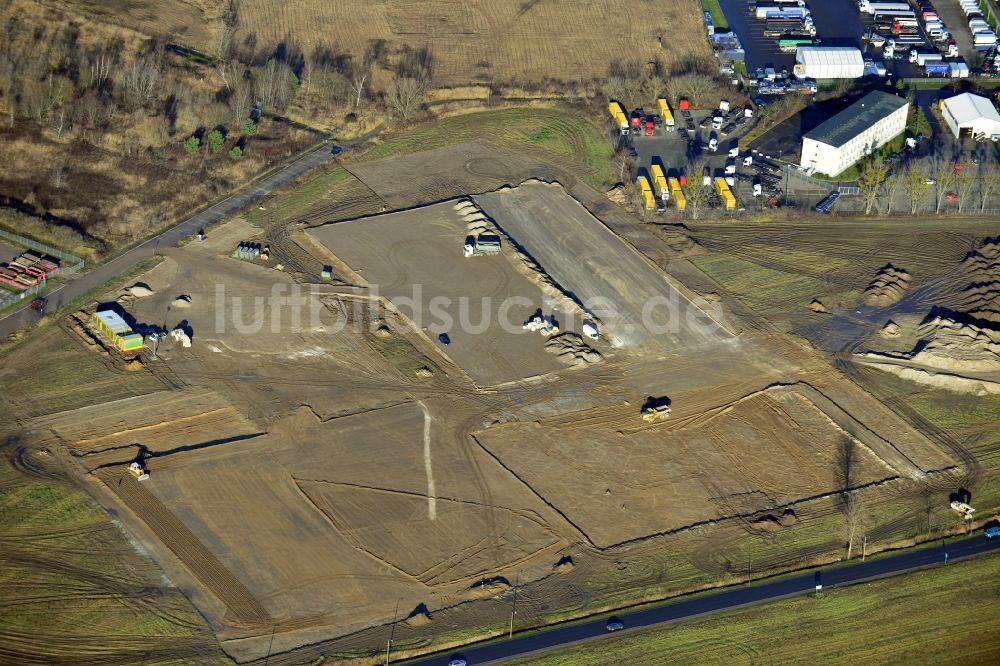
{"left": 863, "top": 264, "right": 911, "bottom": 307}
{"left": 858, "top": 238, "right": 1000, "bottom": 393}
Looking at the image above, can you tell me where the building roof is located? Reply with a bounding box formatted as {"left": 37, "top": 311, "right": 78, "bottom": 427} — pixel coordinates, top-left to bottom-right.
{"left": 795, "top": 47, "right": 864, "bottom": 68}
{"left": 803, "top": 91, "right": 908, "bottom": 149}
{"left": 94, "top": 309, "right": 131, "bottom": 335}
{"left": 942, "top": 93, "right": 1000, "bottom": 127}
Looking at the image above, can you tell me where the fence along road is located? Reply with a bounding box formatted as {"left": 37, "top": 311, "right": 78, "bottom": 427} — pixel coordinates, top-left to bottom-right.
{"left": 0, "top": 142, "right": 335, "bottom": 339}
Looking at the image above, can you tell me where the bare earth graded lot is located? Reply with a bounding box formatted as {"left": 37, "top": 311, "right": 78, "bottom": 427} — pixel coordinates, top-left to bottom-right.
{"left": 475, "top": 182, "right": 732, "bottom": 351}
{"left": 4, "top": 133, "right": 988, "bottom": 665}
{"left": 307, "top": 199, "right": 569, "bottom": 386}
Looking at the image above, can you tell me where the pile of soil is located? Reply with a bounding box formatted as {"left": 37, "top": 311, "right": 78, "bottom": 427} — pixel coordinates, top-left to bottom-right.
{"left": 880, "top": 320, "right": 900, "bottom": 338}
{"left": 606, "top": 184, "right": 627, "bottom": 205}
{"left": 809, "top": 299, "right": 828, "bottom": 313}
{"left": 126, "top": 283, "right": 155, "bottom": 298}
{"left": 171, "top": 294, "right": 192, "bottom": 308}
{"left": 544, "top": 333, "right": 602, "bottom": 367}
{"left": 863, "top": 264, "right": 911, "bottom": 307}
{"left": 911, "top": 316, "right": 1000, "bottom": 372}
{"left": 956, "top": 238, "right": 1000, "bottom": 324}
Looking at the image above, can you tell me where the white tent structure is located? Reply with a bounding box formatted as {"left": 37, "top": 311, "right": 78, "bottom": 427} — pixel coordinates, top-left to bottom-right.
{"left": 793, "top": 47, "right": 864, "bottom": 79}
{"left": 941, "top": 93, "right": 1000, "bottom": 140}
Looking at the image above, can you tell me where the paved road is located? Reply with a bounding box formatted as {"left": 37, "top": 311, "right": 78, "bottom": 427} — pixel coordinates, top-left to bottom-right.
{"left": 0, "top": 143, "right": 335, "bottom": 338}
{"left": 402, "top": 534, "right": 1000, "bottom": 665}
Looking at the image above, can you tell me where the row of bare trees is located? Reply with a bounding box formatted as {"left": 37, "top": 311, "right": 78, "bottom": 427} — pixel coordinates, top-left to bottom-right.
{"left": 858, "top": 157, "right": 1000, "bottom": 215}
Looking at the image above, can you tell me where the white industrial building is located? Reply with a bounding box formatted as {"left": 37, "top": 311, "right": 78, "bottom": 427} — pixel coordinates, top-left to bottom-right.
{"left": 793, "top": 47, "right": 865, "bottom": 79}
{"left": 940, "top": 93, "right": 1000, "bottom": 141}
{"left": 800, "top": 91, "right": 909, "bottom": 177}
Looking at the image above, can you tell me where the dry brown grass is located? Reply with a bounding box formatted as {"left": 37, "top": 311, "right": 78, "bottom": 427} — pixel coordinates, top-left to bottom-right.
{"left": 66, "top": 0, "right": 708, "bottom": 87}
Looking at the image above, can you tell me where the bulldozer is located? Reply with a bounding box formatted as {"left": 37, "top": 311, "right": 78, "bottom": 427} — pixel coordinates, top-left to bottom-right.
{"left": 641, "top": 396, "right": 672, "bottom": 423}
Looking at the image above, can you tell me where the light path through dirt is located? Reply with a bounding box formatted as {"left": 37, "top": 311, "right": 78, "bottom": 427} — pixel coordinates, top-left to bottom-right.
{"left": 420, "top": 402, "right": 437, "bottom": 520}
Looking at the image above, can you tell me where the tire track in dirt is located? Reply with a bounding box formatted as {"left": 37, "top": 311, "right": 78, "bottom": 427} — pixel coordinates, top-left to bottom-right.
{"left": 97, "top": 470, "right": 271, "bottom": 627}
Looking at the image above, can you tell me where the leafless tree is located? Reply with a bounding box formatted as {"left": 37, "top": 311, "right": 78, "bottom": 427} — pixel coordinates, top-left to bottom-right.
{"left": 119, "top": 59, "right": 161, "bottom": 111}
{"left": 229, "top": 76, "right": 253, "bottom": 130}
{"left": 611, "top": 147, "right": 632, "bottom": 184}
{"left": 883, "top": 169, "right": 904, "bottom": 214}
{"left": 388, "top": 76, "right": 427, "bottom": 119}
{"left": 979, "top": 162, "right": 1000, "bottom": 213}
{"left": 930, "top": 159, "right": 956, "bottom": 214}
{"left": 953, "top": 167, "right": 975, "bottom": 214}
{"left": 349, "top": 39, "right": 386, "bottom": 108}
{"left": 836, "top": 436, "right": 864, "bottom": 560}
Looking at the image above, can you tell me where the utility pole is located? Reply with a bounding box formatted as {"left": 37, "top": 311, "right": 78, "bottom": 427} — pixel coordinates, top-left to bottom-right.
{"left": 862, "top": 534, "right": 867, "bottom": 561}
{"left": 747, "top": 541, "right": 752, "bottom": 584}
{"left": 385, "top": 599, "right": 399, "bottom": 666}
{"left": 509, "top": 575, "right": 519, "bottom": 638}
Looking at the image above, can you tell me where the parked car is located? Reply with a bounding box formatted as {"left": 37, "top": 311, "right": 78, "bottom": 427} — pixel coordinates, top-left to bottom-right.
{"left": 438, "top": 333, "right": 451, "bottom": 345}
{"left": 29, "top": 297, "right": 47, "bottom": 312}
{"left": 447, "top": 657, "right": 467, "bottom": 666}
{"left": 985, "top": 525, "right": 1000, "bottom": 538}
{"left": 606, "top": 618, "right": 625, "bottom": 632}
{"left": 330, "top": 144, "right": 343, "bottom": 155}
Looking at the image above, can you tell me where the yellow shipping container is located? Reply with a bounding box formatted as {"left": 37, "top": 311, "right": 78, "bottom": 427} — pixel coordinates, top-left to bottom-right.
{"left": 721, "top": 191, "right": 736, "bottom": 210}
{"left": 674, "top": 188, "right": 687, "bottom": 211}
{"left": 714, "top": 177, "right": 729, "bottom": 196}
{"left": 636, "top": 176, "right": 656, "bottom": 210}
{"left": 667, "top": 177, "right": 682, "bottom": 194}
{"left": 609, "top": 101, "right": 626, "bottom": 119}
{"left": 650, "top": 164, "right": 669, "bottom": 199}
{"left": 657, "top": 97, "right": 674, "bottom": 126}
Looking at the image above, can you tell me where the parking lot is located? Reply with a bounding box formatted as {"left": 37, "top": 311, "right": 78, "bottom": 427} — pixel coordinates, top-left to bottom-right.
{"left": 626, "top": 102, "right": 781, "bottom": 210}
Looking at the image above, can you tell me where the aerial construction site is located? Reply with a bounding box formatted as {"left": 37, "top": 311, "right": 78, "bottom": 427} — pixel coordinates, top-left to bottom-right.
{"left": 5, "top": 136, "right": 988, "bottom": 664}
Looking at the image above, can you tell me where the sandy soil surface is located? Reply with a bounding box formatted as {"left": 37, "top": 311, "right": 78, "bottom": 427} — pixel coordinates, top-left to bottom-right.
{"left": 475, "top": 182, "right": 732, "bottom": 352}
{"left": 307, "top": 199, "right": 570, "bottom": 386}
{"left": 24, "top": 146, "right": 967, "bottom": 663}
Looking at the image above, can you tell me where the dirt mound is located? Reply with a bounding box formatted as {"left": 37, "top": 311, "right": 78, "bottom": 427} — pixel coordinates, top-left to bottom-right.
{"left": 123, "top": 358, "right": 145, "bottom": 372}
{"left": 862, "top": 363, "right": 1000, "bottom": 396}
{"left": 880, "top": 320, "right": 900, "bottom": 338}
{"left": 553, "top": 555, "right": 574, "bottom": 573}
{"left": 606, "top": 184, "right": 627, "bottom": 205}
{"left": 910, "top": 316, "right": 1000, "bottom": 372}
{"left": 414, "top": 366, "right": 433, "bottom": 378}
{"left": 125, "top": 283, "right": 155, "bottom": 297}
{"left": 956, "top": 238, "right": 1000, "bottom": 324}
{"left": 809, "top": 299, "right": 828, "bottom": 313}
{"left": 404, "top": 603, "right": 432, "bottom": 627}
{"left": 467, "top": 577, "right": 510, "bottom": 599}
{"left": 170, "top": 294, "right": 192, "bottom": 308}
{"left": 863, "top": 264, "right": 911, "bottom": 307}
{"left": 544, "top": 333, "right": 602, "bottom": 367}
{"left": 373, "top": 324, "right": 392, "bottom": 338}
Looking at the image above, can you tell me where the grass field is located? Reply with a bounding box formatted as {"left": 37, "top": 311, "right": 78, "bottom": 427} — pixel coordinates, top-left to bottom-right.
{"left": 700, "top": 0, "right": 729, "bottom": 30}
{"left": 360, "top": 108, "right": 614, "bottom": 188}
{"left": 0, "top": 452, "right": 225, "bottom": 663}
{"left": 511, "top": 552, "right": 1000, "bottom": 665}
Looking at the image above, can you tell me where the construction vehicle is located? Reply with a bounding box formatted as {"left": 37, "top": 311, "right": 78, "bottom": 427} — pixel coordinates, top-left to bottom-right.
{"left": 650, "top": 164, "right": 670, "bottom": 201}
{"left": 128, "top": 461, "right": 150, "bottom": 481}
{"left": 608, "top": 101, "right": 629, "bottom": 134}
{"left": 641, "top": 397, "right": 672, "bottom": 422}
{"left": 951, "top": 500, "right": 975, "bottom": 519}
{"left": 464, "top": 233, "right": 502, "bottom": 257}
{"left": 636, "top": 175, "right": 656, "bottom": 210}
{"left": 582, "top": 320, "right": 599, "bottom": 340}
{"left": 656, "top": 98, "right": 675, "bottom": 131}
{"left": 668, "top": 177, "right": 686, "bottom": 211}
{"left": 523, "top": 312, "right": 560, "bottom": 337}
